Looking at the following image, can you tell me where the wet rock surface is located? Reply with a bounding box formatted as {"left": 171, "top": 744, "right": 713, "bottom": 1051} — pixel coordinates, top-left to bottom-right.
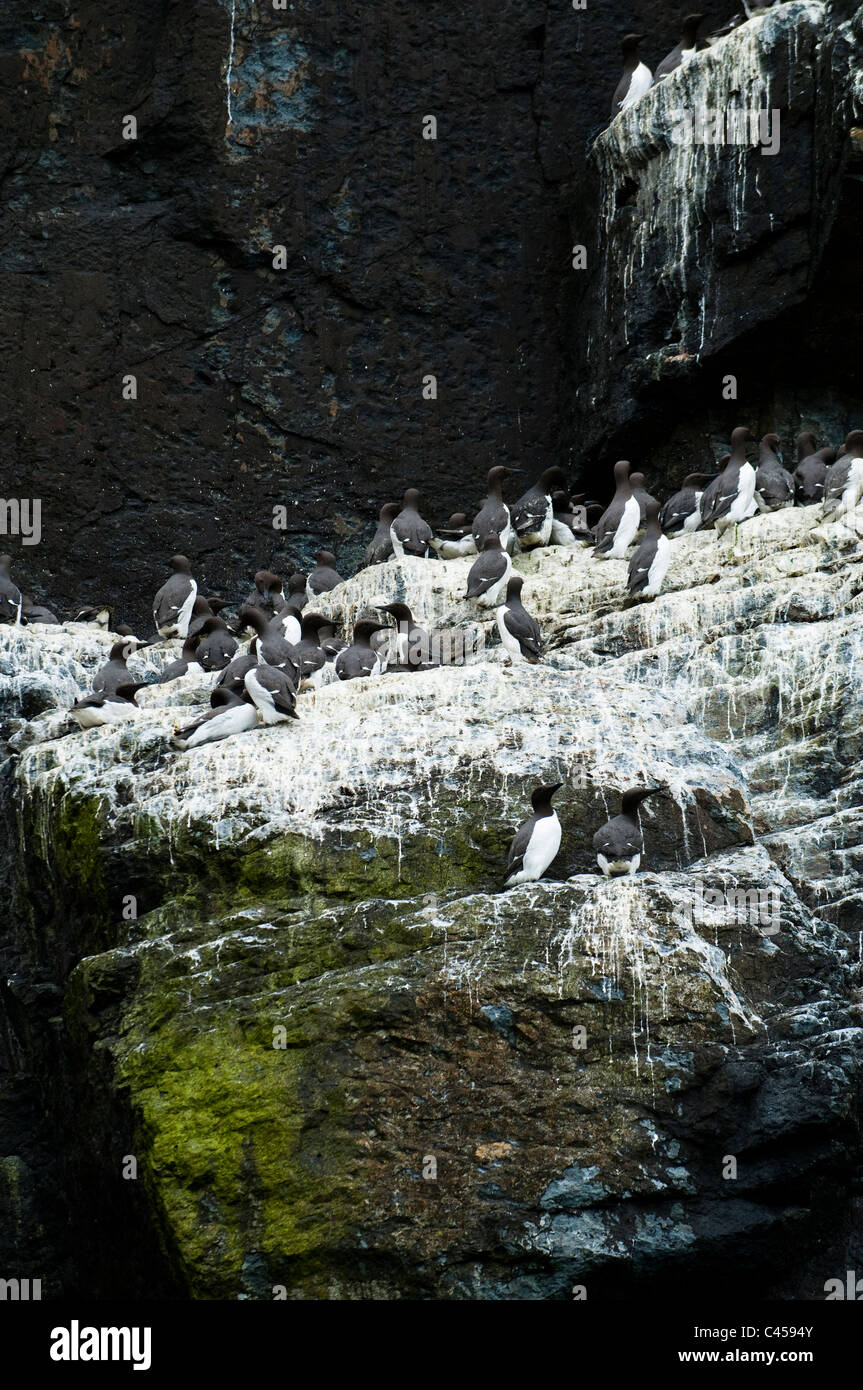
{"left": 2, "top": 506, "right": 862, "bottom": 1297}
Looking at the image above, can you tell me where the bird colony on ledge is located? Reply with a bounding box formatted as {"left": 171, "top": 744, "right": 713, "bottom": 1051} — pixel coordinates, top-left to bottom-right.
{"left": 2, "top": 425, "right": 861, "bottom": 886}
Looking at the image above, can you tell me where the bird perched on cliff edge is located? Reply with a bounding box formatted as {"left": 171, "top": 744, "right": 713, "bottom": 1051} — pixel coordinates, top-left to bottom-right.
{"left": 495, "top": 575, "right": 542, "bottom": 663}
{"left": 794, "top": 446, "right": 835, "bottom": 505}
{"left": 593, "top": 787, "right": 665, "bottom": 877}
{"left": 152, "top": 555, "right": 198, "bottom": 640}
{"left": 504, "top": 782, "right": 563, "bottom": 887}
{"left": 659, "top": 473, "right": 714, "bottom": 535}
{"left": 391, "top": 489, "right": 434, "bottom": 559}
{"left": 171, "top": 687, "right": 259, "bottom": 750}
{"left": 654, "top": 14, "right": 704, "bottom": 81}
{"left": 611, "top": 34, "right": 653, "bottom": 118}
{"left": 464, "top": 535, "right": 512, "bottom": 607}
{"left": 593, "top": 462, "right": 641, "bottom": 558}
{"left": 699, "top": 428, "right": 756, "bottom": 541}
{"left": 755, "top": 433, "right": 794, "bottom": 512}
{"left": 821, "top": 432, "right": 863, "bottom": 523}
{"left": 511, "top": 467, "right": 568, "bottom": 550}
{"left": 627, "top": 499, "right": 672, "bottom": 600}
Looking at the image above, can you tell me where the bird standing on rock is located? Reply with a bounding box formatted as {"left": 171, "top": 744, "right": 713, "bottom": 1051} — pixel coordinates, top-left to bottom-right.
{"left": 794, "top": 446, "right": 835, "bottom": 505}
{"left": 495, "top": 576, "right": 542, "bottom": 663}
{"left": 243, "top": 664, "right": 299, "bottom": 724}
{"left": 472, "top": 467, "right": 516, "bottom": 553}
{"left": 195, "top": 617, "right": 238, "bottom": 672}
{"left": 654, "top": 13, "right": 704, "bottom": 80}
{"left": 464, "top": 535, "right": 512, "bottom": 607}
{"left": 821, "top": 432, "right": 863, "bottom": 523}
{"left": 611, "top": 34, "right": 652, "bottom": 118}
{"left": 92, "top": 639, "right": 147, "bottom": 696}
{"left": 699, "top": 428, "right": 756, "bottom": 542}
{"left": 390, "top": 489, "right": 434, "bottom": 559}
{"left": 511, "top": 466, "right": 568, "bottom": 550}
{"left": 237, "top": 606, "right": 300, "bottom": 684}
{"left": 379, "top": 602, "right": 438, "bottom": 670}
{"left": 755, "top": 433, "right": 794, "bottom": 512}
{"left": 504, "top": 782, "right": 563, "bottom": 887}
{"left": 627, "top": 499, "right": 672, "bottom": 599}
{"left": 593, "top": 461, "right": 641, "bottom": 559}
{"left": 365, "top": 504, "right": 400, "bottom": 566}
{"left": 306, "top": 551, "right": 343, "bottom": 602}
{"left": 152, "top": 555, "right": 198, "bottom": 640}
{"left": 659, "top": 473, "right": 714, "bottom": 535}
{"left": 593, "top": 787, "right": 664, "bottom": 877}
{"left": 335, "top": 620, "right": 390, "bottom": 680}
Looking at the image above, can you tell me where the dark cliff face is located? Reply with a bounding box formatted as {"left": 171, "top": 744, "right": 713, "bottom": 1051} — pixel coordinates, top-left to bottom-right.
{"left": 2, "top": 0, "right": 728, "bottom": 624}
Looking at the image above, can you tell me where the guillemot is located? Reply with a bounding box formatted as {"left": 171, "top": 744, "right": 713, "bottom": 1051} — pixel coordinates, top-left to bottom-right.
{"left": 390, "top": 489, "right": 434, "bottom": 558}
{"left": 627, "top": 499, "right": 672, "bottom": 600}
{"left": 503, "top": 782, "right": 563, "bottom": 887}
{"left": 306, "top": 551, "right": 343, "bottom": 602}
{"left": 611, "top": 34, "right": 652, "bottom": 118}
{"left": 171, "top": 687, "right": 259, "bottom": 750}
{"left": 379, "top": 602, "right": 438, "bottom": 670}
{"left": 0, "top": 555, "right": 23, "bottom": 624}
{"left": 365, "top": 504, "right": 400, "bottom": 566}
{"left": 511, "top": 467, "right": 568, "bottom": 550}
{"left": 472, "top": 467, "right": 516, "bottom": 552}
{"left": 70, "top": 681, "right": 146, "bottom": 730}
{"left": 495, "top": 576, "right": 542, "bottom": 663}
{"left": 593, "top": 461, "right": 640, "bottom": 558}
{"left": 152, "top": 555, "right": 198, "bottom": 639}
{"left": 755, "top": 433, "right": 794, "bottom": 511}
{"left": 334, "top": 620, "right": 389, "bottom": 680}
{"left": 464, "top": 534, "right": 512, "bottom": 607}
{"left": 593, "top": 787, "right": 664, "bottom": 877}
{"left": 658, "top": 473, "right": 714, "bottom": 535}
{"left": 243, "top": 664, "right": 299, "bottom": 723}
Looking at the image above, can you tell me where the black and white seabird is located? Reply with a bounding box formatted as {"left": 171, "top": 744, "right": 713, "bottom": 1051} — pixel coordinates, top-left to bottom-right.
{"left": 659, "top": 473, "right": 714, "bottom": 535}
{"left": 159, "top": 634, "right": 200, "bottom": 683}
{"left": 391, "top": 489, "right": 434, "bottom": 559}
{"left": 755, "top": 433, "right": 794, "bottom": 511}
{"left": 794, "top": 446, "right": 835, "bottom": 505}
{"left": 495, "top": 576, "right": 542, "bottom": 663}
{"left": 92, "top": 638, "right": 146, "bottom": 696}
{"left": 73, "top": 605, "right": 112, "bottom": 628}
{"left": 593, "top": 787, "right": 664, "bottom": 877}
{"left": 653, "top": 13, "right": 704, "bottom": 80}
{"left": 365, "top": 504, "right": 400, "bottom": 566}
{"left": 70, "top": 681, "right": 146, "bottom": 731}
{"left": 215, "top": 650, "right": 258, "bottom": 695}
{"left": 195, "top": 616, "right": 239, "bottom": 672}
{"left": 503, "top": 782, "right": 563, "bottom": 887}
{"left": 334, "top": 620, "right": 389, "bottom": 680}
{"left": 699, "top": 428, "right": 757, "bottom": 540}
{"left": 237, "top": 606, "right": 300, "bottom": 684}
{"left": 294, "top": 612, "right": 332, "bottom": 688}
{"left": 0, "top": 555, "right": 23, "bottom": 624}
{"left": 171, "top": 687, "right": 259, "bottom": 750}
{"left": 821, "top": 432, "right": 863, "bottom": 522}
{"left": 21, "top": 595, "right": 60, "bottom": 624}
{"left": 511, "top": 467, "right": 568, "bottom": 550}
{"left": 464, "top": 534, "right": 513, "bottom": 607}
{"left": 593, "top": 461, "right": 641, "bottom": 559}
{"left": 429, "top": 513, "right": 477, "bottom": 560}
{"left": 243, "top": 571, "right": 284, "bottom": 619}
{"left": 243, "top": 664, "right": 299, "bottom": 724}
{"left": 472, "top": 467, "right": 516, "bottom": 552}
{"left": 611, "top": 34, "right": 652, "bottom": 118}
{"left": 306, "top": 551, "right": 343, "bottom": 603}
{"left": 629, "top": 472, "right": 659, "bottom": 522}
{"left": 627, "top": 499, "right": 672, "bottom": 599}
{"left": 379, "top": 602, "right": 438, "bottom": 670}
{"left": 153, "top": 555, "right": 198, "bottom": 640}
